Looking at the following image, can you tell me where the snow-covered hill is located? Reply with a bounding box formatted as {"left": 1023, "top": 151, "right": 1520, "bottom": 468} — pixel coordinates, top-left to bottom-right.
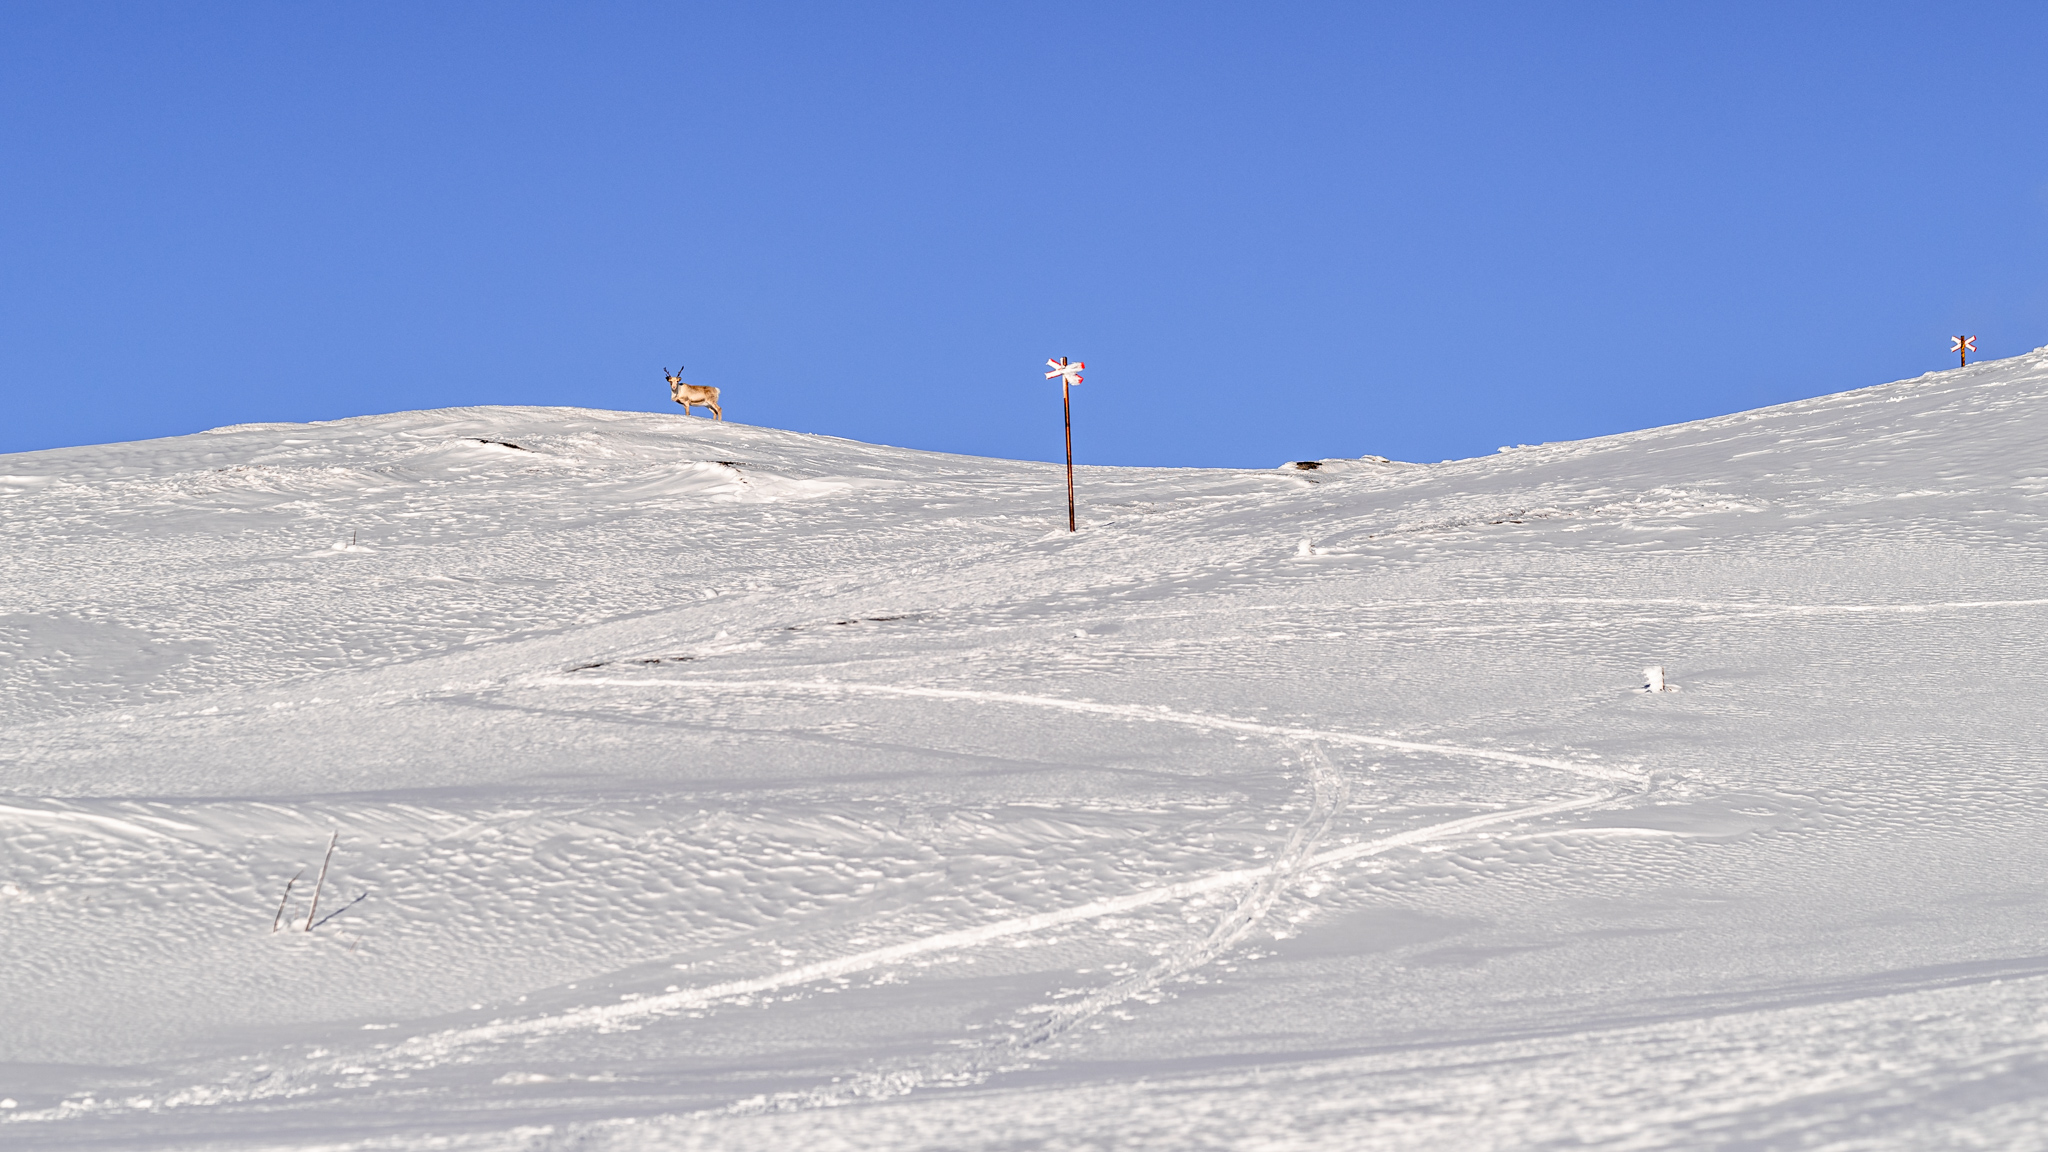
{"left": 7, "top": 352, "right": 2048, "bottom": 1150}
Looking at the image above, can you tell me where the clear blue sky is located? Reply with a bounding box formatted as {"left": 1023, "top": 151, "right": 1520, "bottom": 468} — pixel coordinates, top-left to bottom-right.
{"left": 6, "top": 2, "right": 2046, "bottom": 466}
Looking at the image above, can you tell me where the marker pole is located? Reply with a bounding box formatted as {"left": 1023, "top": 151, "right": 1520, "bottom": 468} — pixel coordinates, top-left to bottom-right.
{"left": 1044, "top": 356, "right": 1084, "bottom": 531}
{"left": 1063, "top": 364, "right": 1076, "bottom": 532}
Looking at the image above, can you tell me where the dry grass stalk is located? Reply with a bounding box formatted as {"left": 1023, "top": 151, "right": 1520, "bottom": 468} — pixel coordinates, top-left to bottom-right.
{"left": 304, "top": 832, "right": 338, "bottom": 933}
{"left": 270, "top": 868, "right": 305, "bottom": 934}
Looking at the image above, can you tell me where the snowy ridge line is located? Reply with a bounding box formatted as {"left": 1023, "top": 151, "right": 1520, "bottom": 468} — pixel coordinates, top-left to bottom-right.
{"left": 533, "top": 677, "right": 1642, "bottom": 783}
{"left": 388, "top": 787, "right": 1622, "bottom": 1056}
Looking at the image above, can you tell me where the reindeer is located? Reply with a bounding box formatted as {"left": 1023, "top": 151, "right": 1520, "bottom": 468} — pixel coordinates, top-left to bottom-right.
{"left": 664, "top": 366, "right": 722, "bottom": 421}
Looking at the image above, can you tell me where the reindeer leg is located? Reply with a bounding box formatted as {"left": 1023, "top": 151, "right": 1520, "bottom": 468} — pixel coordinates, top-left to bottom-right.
{"left": 711, "top": 401, "right": 721, "bottom": 422}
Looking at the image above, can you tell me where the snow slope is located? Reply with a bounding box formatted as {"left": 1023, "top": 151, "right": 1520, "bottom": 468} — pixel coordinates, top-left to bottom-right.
{"left": 6, "top": 353, "right": 2048, "bottom": 1150}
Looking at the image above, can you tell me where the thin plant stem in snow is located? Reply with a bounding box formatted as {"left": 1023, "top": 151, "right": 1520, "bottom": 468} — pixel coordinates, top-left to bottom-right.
{"left": 304, "top": 832, "right": 337, "bottom": 933}
{"left": 270, "top": 868, "right": 304, "bottom": 934}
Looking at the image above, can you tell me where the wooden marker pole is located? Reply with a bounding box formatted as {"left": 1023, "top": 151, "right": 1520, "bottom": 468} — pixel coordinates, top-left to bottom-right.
{"left": 1062, "top": 363, "right": 1076, "bottom": 532}
{"left": 1045, "top": 357, "right": 1086, "bottom": 532}
{"left": 1953, "top": 335, "right": 1976, "bottom": 367}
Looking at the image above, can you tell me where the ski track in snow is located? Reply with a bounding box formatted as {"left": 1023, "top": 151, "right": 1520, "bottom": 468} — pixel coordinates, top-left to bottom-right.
{"left": 725, "top": 761, "right": 1664, "bottom": 1118}
{"left": 0, "top": 660, "right": 1651, "bottom": 1133}
{"left": 397, "top": 788, "right": 1624, "bottom": 1055}
{"left": 371, "top": 686, "right": 1641, "bottom": 1064}
{"left": 6, "top": 679, "right": 1643, "bottom": 1128}
{"left": 721, "top": 746, "right": 1360, "bottom": 1112}
{"left": 534, "top": 676, "right": 1645, "bottom": 783}
{"left": 1314, "top": 595, "right": 2048, "bottom": 618}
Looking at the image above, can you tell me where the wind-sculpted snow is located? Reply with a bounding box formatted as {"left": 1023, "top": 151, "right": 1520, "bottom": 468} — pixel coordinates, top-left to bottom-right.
{"left": 7, "top": 354, "right": 2048, "bottom": 1149}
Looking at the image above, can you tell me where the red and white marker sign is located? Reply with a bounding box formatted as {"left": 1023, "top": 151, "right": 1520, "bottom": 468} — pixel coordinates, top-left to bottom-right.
{"left": 1047, "top": 357, "right": 1086, "bottom": 532}
{"left": 1045, "top": 358, "right": 1085, "bottom": 387}
{"left": 1952, "top": 336, "right": 1977, "bottom": 355}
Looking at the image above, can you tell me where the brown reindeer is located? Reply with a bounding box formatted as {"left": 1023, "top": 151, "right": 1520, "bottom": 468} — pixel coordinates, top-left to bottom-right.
{"left": 664, "top": 366, "right": 722, "bottom": 421}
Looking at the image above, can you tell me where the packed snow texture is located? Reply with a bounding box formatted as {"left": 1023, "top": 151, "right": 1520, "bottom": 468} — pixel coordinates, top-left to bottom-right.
{"left": 6, "top": 353, "right": 2048, "bottom": 1149}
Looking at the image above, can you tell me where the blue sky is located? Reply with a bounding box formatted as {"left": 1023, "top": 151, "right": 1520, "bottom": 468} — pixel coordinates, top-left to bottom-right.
{"left": 6, "top": 2, "right": 2047, "bottom": 466}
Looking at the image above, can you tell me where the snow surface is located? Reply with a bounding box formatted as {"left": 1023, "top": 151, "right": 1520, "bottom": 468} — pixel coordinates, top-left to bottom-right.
{"left": 6, "top": 354, "right": 2048, "bottom": 1149}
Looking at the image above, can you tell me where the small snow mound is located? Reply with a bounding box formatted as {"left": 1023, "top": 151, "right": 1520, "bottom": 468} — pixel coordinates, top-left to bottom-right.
{"left": 1639, "top": 665, "right": 1678, "bottom": 693}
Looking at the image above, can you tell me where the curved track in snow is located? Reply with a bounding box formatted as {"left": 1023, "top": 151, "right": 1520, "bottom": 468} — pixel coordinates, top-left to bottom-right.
{"left": 392, "top": 781, "right": 1626, "bottom": 1057}
{"left": 534, "top": 675, "right": 1645, "bottom": 783}
{"left": 389, "top": 680, "right": 1645, "bottom": 1059}
{"left": 7, "top": 678, "right": 1649, "bottom": 1126}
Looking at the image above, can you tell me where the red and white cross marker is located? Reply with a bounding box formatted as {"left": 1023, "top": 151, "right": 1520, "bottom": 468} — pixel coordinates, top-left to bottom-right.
{"left": 1047, "top": 357, "right": 1085, "bottom": 531}
{"left": 1952, "top": 335, "right": 1977, "bottom": 367}
{"left": 1045, "top": 358, "right": 1084, "bottom": 387}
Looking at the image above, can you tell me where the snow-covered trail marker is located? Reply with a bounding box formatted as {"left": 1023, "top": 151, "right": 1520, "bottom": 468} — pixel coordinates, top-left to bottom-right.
{"left": 1046, "top": 356, "right": 1085, "bottom": 531}
{"left": 1954, "top": 335, "right": 1976, "bottom": 367}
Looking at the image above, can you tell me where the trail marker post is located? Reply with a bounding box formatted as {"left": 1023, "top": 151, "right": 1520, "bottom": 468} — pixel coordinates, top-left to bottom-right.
{"left": 1045, "top": 357, "right": 1085, "bottom": 531}
{"left": 1953, "top": 335, "right": 1976, "bottom": 367}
